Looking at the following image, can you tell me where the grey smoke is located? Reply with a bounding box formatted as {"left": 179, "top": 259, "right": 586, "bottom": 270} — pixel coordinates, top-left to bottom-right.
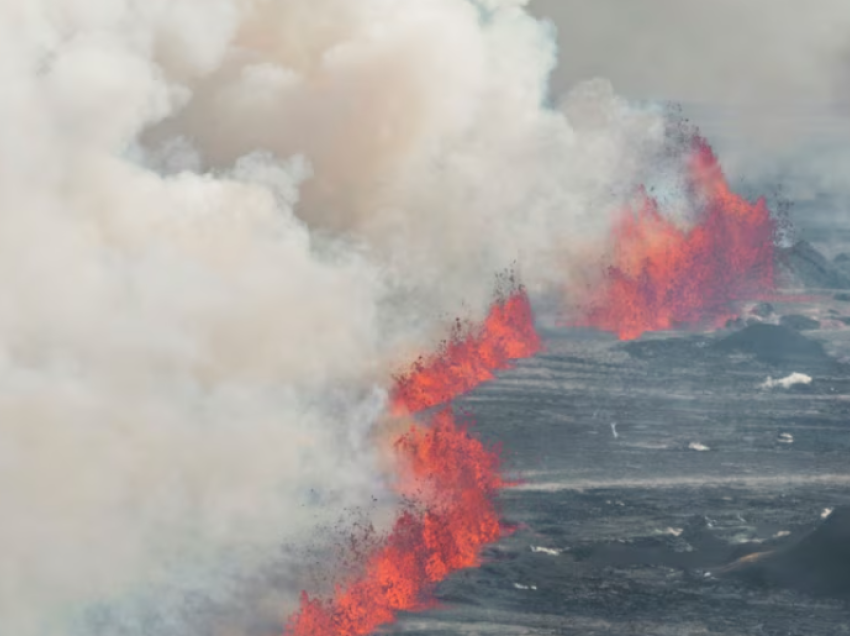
{"left": 0, "top": 1, "right": 673, "bottom": 634}
{"left": 531, "top": 0, "right": 850, "bottom": 214}
{"left": 532, "top": 1, "right": 850, "bottom": 137}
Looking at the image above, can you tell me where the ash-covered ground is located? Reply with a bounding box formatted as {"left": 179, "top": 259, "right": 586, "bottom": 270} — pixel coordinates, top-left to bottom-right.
{"left": 383, "top": 242, "right": 850, "bottom": 635}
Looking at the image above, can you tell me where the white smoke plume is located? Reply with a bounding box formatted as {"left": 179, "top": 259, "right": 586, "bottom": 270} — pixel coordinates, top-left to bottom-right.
{"left": 0, "top": 1, "right": 666, "bottom": 634}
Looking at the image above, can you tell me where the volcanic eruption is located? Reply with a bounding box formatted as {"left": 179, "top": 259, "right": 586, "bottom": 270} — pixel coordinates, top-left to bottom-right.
{"left": 0, "top": 1, "right": 787, "bottom": 635}
{"left": 286, "top": 282, "right": 540, "bottom": 636}
{"left": 570, "top": 133, "right": 778, "bottom": 340}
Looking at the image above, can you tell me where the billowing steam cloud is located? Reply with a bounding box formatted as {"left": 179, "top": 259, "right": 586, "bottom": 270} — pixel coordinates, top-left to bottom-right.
{"left": 0, "top": 1, "right": 667, "bottom": 634}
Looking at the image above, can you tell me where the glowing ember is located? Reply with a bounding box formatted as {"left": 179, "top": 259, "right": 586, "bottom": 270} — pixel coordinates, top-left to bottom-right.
{"left": 391, "top": 285, "right": 541, "bottom": 414}
{"left": 285, "top": 410, "right": 505, "bottom": 636}
{"left": 574, "top": 135, "right": 776, "bottom": 340}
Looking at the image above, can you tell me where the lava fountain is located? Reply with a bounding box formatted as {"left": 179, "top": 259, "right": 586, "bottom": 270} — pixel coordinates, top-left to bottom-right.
{"left": 285, "top": 411, "right": 505, "bottom": 636}
{"left": 391, "top": 284, "right": 541, "bottom": 415}
{"left": 284, "top": 285, "right": 541, "bottom": 636}
{"left": 572, "top": 134, "right": 777, "bottom": 340}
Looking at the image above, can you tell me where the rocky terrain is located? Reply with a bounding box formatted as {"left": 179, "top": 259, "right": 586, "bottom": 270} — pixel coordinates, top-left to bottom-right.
{"left": 385, "top": 240, "right": 850, "bottom": 636}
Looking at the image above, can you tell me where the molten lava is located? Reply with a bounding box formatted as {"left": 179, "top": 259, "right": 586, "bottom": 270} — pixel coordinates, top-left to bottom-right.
{"left": 284, "top": 286, "right": 541, "bottom": 636}
{"left": 575, "top": 135, "right": 776, "bottom": 340}
{"left": 285, "top": 411, "right": 505, "bottom": 636}
{"left": 391, "top": 286, "right": 541, "bottom": 414}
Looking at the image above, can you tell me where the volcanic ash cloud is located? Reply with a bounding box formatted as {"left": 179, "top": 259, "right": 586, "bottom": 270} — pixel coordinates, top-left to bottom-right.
{"left": 0, "top": 1, "right": 669, "bottom": 634}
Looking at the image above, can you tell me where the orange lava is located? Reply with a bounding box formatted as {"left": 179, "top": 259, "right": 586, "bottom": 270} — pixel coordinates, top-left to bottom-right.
{"left": 391, "top": 286, "right": 541, "bottom": 414}
{"left": 284, "top": 286, "right": 541, "bottom": 636}
{"left": 285, "top": 410, "right": 505, "bottom": 636}
{"left": 574, "top": 135, "right": 776, "bottom": 340}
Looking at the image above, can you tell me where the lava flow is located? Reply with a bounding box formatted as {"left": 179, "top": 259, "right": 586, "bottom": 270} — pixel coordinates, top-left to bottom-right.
{"left": 574, "top": 135, "right": 777, "bottom": 340}
{"left": 284, "top": 286, "right": 541, "bottom": 636}
{"left": 391, "top": 285, "right": 541, "bottom": 414}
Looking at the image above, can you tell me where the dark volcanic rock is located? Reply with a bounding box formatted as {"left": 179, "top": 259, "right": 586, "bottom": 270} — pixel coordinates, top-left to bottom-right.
{"left": 779, "top": 314, "right": 821, "bottom": 331}
{"left": 724, "top": 316, "right": 745, "bottom": 330}
{"left": 712, "top": 323, "right": 830, "bottom": 366}
{"left": 620, "top": 335, "right": 711, "bottom": 362}
{"left": 775, "top": 240, "right": 850, "bottom": 289}
{"left": 724, "top": 316, "right": 765, "bottom": 331}
{"left": 750, "top": 302, "right": 775, "bottom": 318}
{"left": 721, "top": 508, "right": 850, "bottom": 598}
{"left": 623, "top": 323, "right": 832, "bottom": 369}
{"left": 398, "top": 319, "right": 850, "bottom": 636}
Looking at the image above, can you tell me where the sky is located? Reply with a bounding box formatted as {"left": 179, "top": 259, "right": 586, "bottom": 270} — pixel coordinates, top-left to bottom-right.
{"left": 530, "top": 0, "right": 850, "bottom": 215}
